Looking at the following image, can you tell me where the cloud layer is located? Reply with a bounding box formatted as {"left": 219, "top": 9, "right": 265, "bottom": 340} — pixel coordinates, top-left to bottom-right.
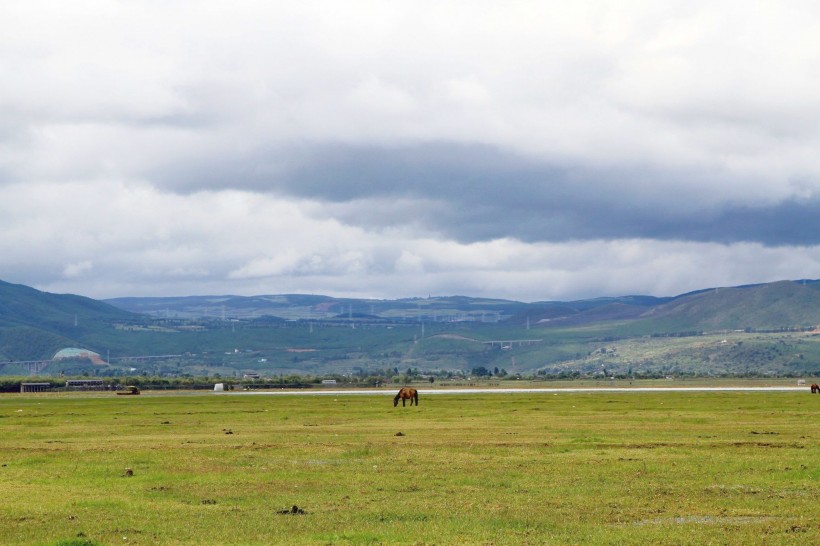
{"left": 3, "top": 1, "right": 820, "bottom": 300}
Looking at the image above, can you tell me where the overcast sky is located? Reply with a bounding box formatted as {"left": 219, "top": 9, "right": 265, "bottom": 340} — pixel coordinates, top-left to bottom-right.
{"left": 3, "top": 1, "right": 820, "bottom": 302}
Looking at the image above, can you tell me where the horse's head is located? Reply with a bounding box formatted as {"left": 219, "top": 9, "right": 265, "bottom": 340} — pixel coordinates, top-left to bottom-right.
{"left": 393, "top": 397, "right": 399, "bottom": 407}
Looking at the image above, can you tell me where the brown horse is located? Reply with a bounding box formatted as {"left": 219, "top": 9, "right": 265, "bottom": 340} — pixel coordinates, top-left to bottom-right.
{"left": 811, "top": 383, "right": 819, "bottom": 394}
{"left": 393, "top": 387, "right": 418, "bottom": 407}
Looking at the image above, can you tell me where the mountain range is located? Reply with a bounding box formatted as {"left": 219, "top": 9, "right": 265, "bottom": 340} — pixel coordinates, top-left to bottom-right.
{"left": 104, "top": 279, "right": 820, "bottom": 332}
{"left": 2, "top": 278, "right": 820, "bottom": 377}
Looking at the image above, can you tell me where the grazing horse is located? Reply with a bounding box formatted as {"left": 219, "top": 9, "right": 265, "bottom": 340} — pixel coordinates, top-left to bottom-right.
{"left": 811, "top": 383, "right": 819, "bottom": 394}
{"left": 393, "top": 387, "right": 418, "bottom": 407}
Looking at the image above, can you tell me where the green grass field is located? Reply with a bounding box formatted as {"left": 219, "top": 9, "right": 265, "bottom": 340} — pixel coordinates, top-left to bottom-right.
{"left": 1, "top": 389, "right": 818, "bottom": 545}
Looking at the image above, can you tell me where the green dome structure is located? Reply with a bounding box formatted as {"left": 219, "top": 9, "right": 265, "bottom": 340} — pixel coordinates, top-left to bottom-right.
{"left": 53, "top": 348, "right": 106, "bottom": 365}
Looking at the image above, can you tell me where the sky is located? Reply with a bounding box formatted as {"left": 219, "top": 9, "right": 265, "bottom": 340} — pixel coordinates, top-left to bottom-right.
{"left": 3, "top": 1, "right": 820, "bottom": 302}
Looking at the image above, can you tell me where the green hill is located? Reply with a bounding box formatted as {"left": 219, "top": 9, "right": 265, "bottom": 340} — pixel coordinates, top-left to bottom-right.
{"left": 626, "top": 280, "right": 820, "bottom": 333}
{"left": 3, "top": 278, "right": 820, "bottom": 378}
{"left": 0, "top": 279, "right": 137, "bottom": 362}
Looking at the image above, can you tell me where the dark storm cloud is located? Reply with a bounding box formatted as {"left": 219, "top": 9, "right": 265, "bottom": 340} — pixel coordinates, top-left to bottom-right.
{"left": 152, "top": 141, "right": 820, "bottom": 247}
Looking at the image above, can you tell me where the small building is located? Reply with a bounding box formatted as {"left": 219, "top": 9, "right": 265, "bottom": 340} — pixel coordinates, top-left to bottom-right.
{"left": 321, "top": 379, "right": 337, "bottom": 385}
{"left": 66, "top": 379, "right": 105, "bottom": 391}
{"left": 21, "top": 382, "right": 52, "bottom": 393}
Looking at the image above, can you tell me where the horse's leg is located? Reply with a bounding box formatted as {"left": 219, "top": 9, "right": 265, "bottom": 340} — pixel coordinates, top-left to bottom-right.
{"left": 402, "top": 398, "right": 406, "bottom": 406}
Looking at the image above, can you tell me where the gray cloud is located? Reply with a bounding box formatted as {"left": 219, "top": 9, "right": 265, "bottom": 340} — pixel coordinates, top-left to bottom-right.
{"left": 152, "top": 141, "right": 820, "bottom": 246}
{"left": 3, "top": 1, "right": 820, "bottom": 301}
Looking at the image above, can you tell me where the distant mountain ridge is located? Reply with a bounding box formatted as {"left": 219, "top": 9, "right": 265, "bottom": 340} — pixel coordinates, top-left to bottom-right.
{"left": 0, "top": 279, "right": 136, "bottom": 331}
{"left": 0, "top": 277, "right": 817, "bottom": 332}
{"left": 100, "top": 280, "right": 820, "bottom": 332}
{"left": 634, "top": 280, "right": 820, "bottom": 332}
{"left": 2, "top": 278, "right": 820, "bottom": 375}
{"left": 104, "top": 293, "right": 534, "bottom": 321}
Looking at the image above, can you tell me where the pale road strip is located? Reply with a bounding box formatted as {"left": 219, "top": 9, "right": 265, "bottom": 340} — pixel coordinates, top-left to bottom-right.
{"left": 222, "top": 386, "right": 807, "bottom": 396}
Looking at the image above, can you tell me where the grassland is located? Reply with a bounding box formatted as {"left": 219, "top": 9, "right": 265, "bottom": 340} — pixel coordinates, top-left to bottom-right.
{"left": 1, "top": 389, "right": 818, "bottom": 545}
